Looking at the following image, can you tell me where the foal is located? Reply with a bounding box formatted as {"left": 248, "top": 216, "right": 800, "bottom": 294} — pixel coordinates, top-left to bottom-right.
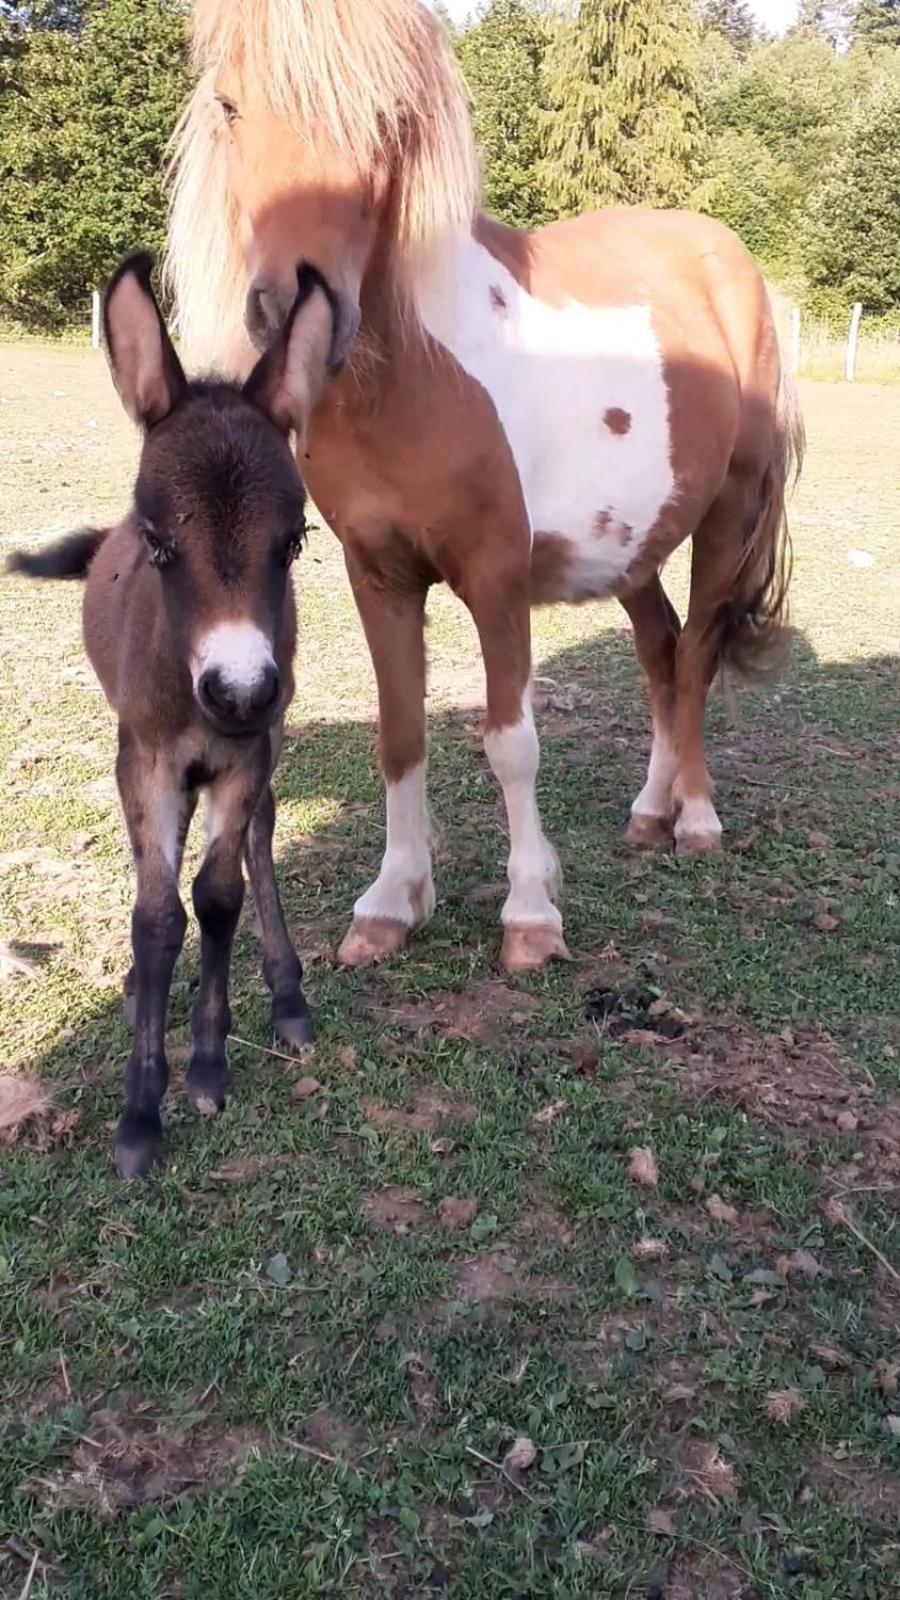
{"left": 10, "top": 253, "right": 336, "bottom": 1176}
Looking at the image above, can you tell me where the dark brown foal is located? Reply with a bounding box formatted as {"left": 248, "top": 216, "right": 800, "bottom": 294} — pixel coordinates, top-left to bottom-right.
{"left": 9, "top": 253, "right": 336, "bottom": 1176}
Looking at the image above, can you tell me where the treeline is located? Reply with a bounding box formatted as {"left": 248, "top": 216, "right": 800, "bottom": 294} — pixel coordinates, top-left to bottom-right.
{"left": 1, "top": 0, "right": 899, "bottom": 330}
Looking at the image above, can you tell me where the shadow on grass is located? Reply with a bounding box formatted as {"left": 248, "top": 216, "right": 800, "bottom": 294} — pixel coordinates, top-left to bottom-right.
{"left": 6, "top": 621, "right": 899, "bottom": 1163}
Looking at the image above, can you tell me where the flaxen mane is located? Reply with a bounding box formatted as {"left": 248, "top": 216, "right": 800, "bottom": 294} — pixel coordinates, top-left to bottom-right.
{"left": 166, "top": 0, "right": 478, "bottom": 366}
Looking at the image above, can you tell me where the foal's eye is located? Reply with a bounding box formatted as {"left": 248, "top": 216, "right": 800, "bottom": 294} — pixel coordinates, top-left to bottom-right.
{"left": 278, "top": 525, "right": 306, "bottom": 566}
{"left": 141, "top": 524, "right": 175, "bottom": 569}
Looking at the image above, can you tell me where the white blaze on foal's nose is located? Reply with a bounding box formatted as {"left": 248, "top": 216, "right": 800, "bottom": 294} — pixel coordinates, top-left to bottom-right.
{"left": 192, "top": 621, "right": 276, "bottom": 709}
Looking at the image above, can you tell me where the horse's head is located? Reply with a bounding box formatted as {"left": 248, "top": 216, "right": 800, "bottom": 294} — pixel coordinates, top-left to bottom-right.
{"left": 168, "top": 0, "right": 477, "bottom": 374}
{"left": 213, "top": 64, "right": 381, "bottom": 367}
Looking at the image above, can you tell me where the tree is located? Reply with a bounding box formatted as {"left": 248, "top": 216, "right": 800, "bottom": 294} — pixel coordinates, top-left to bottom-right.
{"left": 0, "top": 0, "right": 189, "bottom": 327}
{"left": 454, "top": 0, "right": 550, "bottom": 226}
{"left": 852, "top": 0, "right": 900, "bottom": 45}
{"left": 540, "top": 0, "right": 702, "bottom": 215}
{"left": 802, "top": 82, "right": 900, "bottom": 311}
{"left": 701, "top": 0, "right": 757, "bottom": 58}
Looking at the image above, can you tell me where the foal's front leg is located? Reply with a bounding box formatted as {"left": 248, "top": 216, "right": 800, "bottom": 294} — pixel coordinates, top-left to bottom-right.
{"left": 186, "top": 763, "right": 266, "bottom": 1115}
{"left": 115, "top": 736, "right": 193, "bottom": 1177}
{"left": 244, "top": 782, "right": 313, "bottom": 1048}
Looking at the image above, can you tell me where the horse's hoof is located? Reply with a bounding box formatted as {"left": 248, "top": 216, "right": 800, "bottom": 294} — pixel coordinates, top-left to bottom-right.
{"left": 625, "top": 812, "right": 674, "bottom": 849}
{"left": 337, "top": 916, "right": 409, "bottom": 967}
{"left": 275, "top": 1009, "right": 314, "bottom": 1050}
{"left": 500, "top": 923, "right": 571, "bottom": 973}
{"left": 186, "top": 1056, "right": 230, "bottom": 1116}
{"left": 675, "top": 830, "right": 723, "bottom": 858}
{"left": 115, "top": 1109, "right": 163, "bottom": 1178}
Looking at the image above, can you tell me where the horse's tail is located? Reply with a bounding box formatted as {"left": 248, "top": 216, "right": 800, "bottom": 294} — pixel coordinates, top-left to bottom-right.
{"left": 6, "top": 526, "right": 108, "bottom": 581}
{"left": 718, "top": 362, "right": 805, "bottom": 678}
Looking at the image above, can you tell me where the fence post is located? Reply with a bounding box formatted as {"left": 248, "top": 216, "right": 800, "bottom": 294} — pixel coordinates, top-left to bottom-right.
{"left": 790, "top": 305, "right": 801, "bottom": 375}
{"left": 91, "top": 290, "right": 101, "bottom": 350}
{"left": 845, "top": 302, "right": 862, "bottom": 382}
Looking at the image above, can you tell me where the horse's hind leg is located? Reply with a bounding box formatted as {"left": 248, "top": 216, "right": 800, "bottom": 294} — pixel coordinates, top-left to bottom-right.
{"left": 620, "top": 575, "right": 682, "bottom": 848}
{"left": 244, "top": 782, "right": 312, "bottom": 1049}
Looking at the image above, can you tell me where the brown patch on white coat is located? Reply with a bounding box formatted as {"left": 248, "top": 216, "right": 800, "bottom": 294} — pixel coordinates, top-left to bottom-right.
{"left": 8, "top": 254, "right": 336, "bottom": 1177}
{"left": 168, "top": 0, "right": 803, "bottom": 970}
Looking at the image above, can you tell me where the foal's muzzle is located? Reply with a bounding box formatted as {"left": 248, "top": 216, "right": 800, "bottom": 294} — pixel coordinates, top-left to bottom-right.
{"left": 197, "top": 662, "right": 280, "bottom": 736}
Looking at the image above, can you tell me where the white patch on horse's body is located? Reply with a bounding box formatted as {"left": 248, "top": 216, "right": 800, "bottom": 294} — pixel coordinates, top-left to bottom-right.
{"left": 416, "top": 235, "right": 675, "bottom": 596}
{"left": 191, "top": 622, "right": 275, "bottom": 701}
{"left": 353, "top": 760, "right": 435, "bottom": 928}
{"left": 483, "top": 695, "right": 562, "bottom": 932}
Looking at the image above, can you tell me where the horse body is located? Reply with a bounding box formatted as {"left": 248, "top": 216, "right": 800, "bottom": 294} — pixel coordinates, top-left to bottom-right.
{"left": 168, "top": 0, "right": 802, "bottom": 973}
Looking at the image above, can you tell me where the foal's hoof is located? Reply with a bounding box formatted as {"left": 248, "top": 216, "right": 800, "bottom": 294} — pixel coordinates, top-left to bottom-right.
{"left": 500, "top": 923, "right": 571, "bottom": 973}
{"left": 675, "top": 830, "right": 723, "bottom": 858}
{"left": 337, "top": 916, "right": 409, "bottom": 967}
{"left": 626, "top": 812, "right": 674, "bottom": 849}
{"left": 274, "top": 1008, "right": 314, "bottom": 1051}
{"left": 186, "top": 1056, "right": 230, "bottom": 1117}
{"left": 115, "top": 1109, "right": 163, "bottom": 1179}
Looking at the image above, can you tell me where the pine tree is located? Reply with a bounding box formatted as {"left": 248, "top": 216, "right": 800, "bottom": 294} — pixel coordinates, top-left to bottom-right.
{"left": 454, "top": 0, "right": 550, "bottom": 226}
{"left": 702, "top": 0, "right": 757, "bottom": 58}
{"left": 802, "top": 81, "right": 900, "bottom": 310}
{"left": 852, "top": 0, "right": 900, "bottom": 46}
{"left": 540, "top": 0, "right": 702, "bottom": 216}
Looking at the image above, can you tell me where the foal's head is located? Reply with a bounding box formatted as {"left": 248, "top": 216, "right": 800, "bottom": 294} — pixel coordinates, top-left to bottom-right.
{"left": 105, "top": 254, "right": 334, "bottom": 737}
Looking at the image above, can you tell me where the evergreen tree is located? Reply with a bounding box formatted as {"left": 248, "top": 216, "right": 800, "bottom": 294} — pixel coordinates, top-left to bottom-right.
{"left": 701, "top": 0, "right": 757, "bottom": 58}
{"left": 540, "top": 0, "right": 702, "bottom": 215}
{"left": 455, "top": 0, "right": 549, "bottom": 226}
{"left": 803, "top": 82, "right": 900, "bottom": 311}
{"left": 852, "top": 0, "right": 900, "bottom": 45}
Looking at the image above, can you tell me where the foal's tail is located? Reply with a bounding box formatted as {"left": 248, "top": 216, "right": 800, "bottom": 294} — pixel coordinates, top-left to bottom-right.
{"left": 719, "top": 364, "right": 805, "bottom": 678}
{"left": 6, "top": 526, "right": 108, "bottom": 581}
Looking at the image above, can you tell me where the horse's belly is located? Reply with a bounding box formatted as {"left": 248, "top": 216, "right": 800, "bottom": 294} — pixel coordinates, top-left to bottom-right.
{"left": 417, "top": 236, "right": 676, "bottom": 600}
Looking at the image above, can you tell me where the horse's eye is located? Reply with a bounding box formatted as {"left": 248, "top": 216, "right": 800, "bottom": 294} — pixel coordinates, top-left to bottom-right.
{"left": 217, "top": 96, "right": 239, "bottom": 126}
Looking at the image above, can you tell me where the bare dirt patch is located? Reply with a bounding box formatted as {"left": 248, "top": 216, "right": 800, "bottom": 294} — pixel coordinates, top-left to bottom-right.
{"left": 26, "top": 1404, "right": 266, "bottom": 1517}
{"left": 361, "top": 1186, "right": 430, "bottom": 1235}
{"left": 361, "top": 1084, "right": 476, "bottom": 1136}
{"left": 454, "top": 1251, "right": 571, "bottom": 1304}
{"left": 437, "top": 1196, "right": 478, "bottom": 1230}
{"left": 512, "top": 1194, "right": 575, "bottom": 1249}
{"left": 363, "top": 979, "right": 540, "bottom": 1044}
{"left": 0, "top": 1075, "right": 50, "bottom": 1137}
{"left": 806, "top": 1449, "right": 900, "bottom": 1518}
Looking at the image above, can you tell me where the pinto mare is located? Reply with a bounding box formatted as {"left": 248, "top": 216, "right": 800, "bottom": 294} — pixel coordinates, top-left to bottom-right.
{"left": 167, "top": 0, "right": 804, "bottom": 974}
{"left": 9, "top": 254, "right": 336, "bottom": 1176}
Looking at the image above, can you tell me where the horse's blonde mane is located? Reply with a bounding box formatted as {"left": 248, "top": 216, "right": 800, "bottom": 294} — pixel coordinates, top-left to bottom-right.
{"left": 166, "top": 0, "right": 478, "bottom": 368}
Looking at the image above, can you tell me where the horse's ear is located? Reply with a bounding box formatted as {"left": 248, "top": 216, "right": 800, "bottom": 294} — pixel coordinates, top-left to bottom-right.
{"left": 243, "top": 263, "right": 337, "bottom": 440}
{"left": 103, "top": 253, "right": 187, "bottom": 430}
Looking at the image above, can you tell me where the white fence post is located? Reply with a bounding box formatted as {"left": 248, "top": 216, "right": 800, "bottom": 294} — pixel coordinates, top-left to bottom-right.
{"left": 90, "top": 290, "right": 101, "bottom": 350}
{"left": 790, "top": 305, "right": 801, "bottom": 375}
{"left": 845, "top": 301, "right": 862, "bottom": 382}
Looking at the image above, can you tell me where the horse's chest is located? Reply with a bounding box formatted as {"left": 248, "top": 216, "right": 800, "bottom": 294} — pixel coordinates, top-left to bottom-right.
{"left": 417, "top": 242, "right": 676, "bottom": 596}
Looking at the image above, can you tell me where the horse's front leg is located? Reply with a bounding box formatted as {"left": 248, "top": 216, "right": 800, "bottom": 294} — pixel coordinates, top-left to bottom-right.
{"left": 464, "top": 555, "right": 569, "bottom": 973}
{"left": 115, "top": 734, "right": 194, "bottom": 1177}
{"left": 186, "top": 758, "right": 267, "bottom": 1114}
{"left": 337, "top": 545, "right": 434, "bottom": 966}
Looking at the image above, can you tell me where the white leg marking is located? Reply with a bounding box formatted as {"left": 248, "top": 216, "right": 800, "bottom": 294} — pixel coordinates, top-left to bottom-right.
{"left": 675, "top": 796, "right": 723, "bottom": 844}
{"left": 631, "top": 727, "right": 678, "bottom": 821}
{"left": 191, "top": 622, "right": 275, "bottom": 706}
{"left": 156, "top": 788, "right": 184, "bottom": 876}
{"left": 354, "top": 761, "right": 435, "bottom": 928}
{"left": 483, "top": 695, "right": 561, "bottom": 930}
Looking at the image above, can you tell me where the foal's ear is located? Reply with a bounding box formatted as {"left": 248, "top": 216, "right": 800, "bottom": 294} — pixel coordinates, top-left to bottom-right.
{"left": 243, "top": 263, "right": 337, "bottom": 440}
{"left": 103, "top": 253, "right": 187, "bottom": 430}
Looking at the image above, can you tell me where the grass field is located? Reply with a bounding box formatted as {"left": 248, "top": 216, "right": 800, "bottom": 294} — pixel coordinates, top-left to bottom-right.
{"left": 1, "top": 347, "right": 898, "bottom": 1600}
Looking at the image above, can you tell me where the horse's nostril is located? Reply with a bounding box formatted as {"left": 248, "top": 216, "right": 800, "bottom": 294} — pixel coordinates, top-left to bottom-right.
{"left": 199, "top": 668, "right": 236, "bottom": 719}
{"left": 250, "top": 663, "right": 279, "bottom": 713}
{"left": 245, "top": 281, "right": 287, "bottom": 349}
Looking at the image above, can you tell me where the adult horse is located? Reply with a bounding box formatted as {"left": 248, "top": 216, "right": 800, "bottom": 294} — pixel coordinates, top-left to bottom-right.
{"left": 167, "top": 0, "right": 803, "bottom": 973}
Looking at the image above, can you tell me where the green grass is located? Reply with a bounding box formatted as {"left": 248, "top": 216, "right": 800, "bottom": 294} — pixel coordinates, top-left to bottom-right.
{"left": 1, "top": 348, "right": 898, "bottom": 1599}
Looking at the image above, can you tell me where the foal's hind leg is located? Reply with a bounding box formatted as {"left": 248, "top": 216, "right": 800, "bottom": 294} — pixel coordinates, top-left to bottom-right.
{"left": 244, "top": 783, "right": 312, "bottom": 1049}
{"left": 620, "top": 576, "right": 682, "bottom": 848}
{"left": 186, "top": 760, "right": 267, "bottom": 1115}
